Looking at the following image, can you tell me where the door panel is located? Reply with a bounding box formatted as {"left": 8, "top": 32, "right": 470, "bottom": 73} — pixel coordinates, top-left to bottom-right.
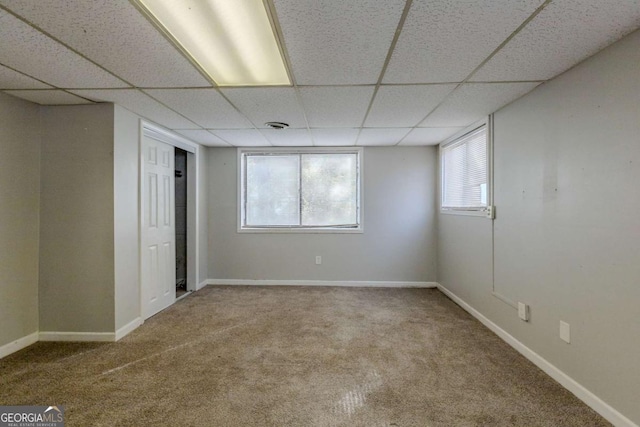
{"left": 142, "top": 136, "right": 176, "bottom": 319}
{"left": 148, "top": 244, "right": 158, "bottom": 304}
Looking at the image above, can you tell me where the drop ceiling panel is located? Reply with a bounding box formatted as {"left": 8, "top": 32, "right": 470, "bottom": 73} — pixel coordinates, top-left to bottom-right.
{"left": 0, "top": 0, "right": 210, "bottom": 87}
{"left": 400, "top": 127, "right": 463, "bottom": 146}
{"left": 0, "top": 10, "right": 127, "bottom": 88}
{"left": 0, "top": 65, "right": 51, "bottom": 89}
{"left": 299, "top": 86, "right": 375, "bottom": 127}
{"left": 471, "top": 0, "right": 640, "bottom": 82}
{"left": 71, "top": 89, "right": 198, "bottom": 129}
{"left": 261, "top": 129, "right": 313, "bottom": 146}
{"left": 310, "top": 129, "right": 359, "bottom": 146}
{"left": 221, "top": 87, "right": 307, "bottom": 129}
{"left": 5, "top": 90, "right": 92, "bottom": 105}
{"left": 357, "top": 128, "right": 412, "bottom": 146}
{"left": 176, "top": 130, "right": 230, "bottom": 147}
{"left": 421, "top": 83, "right": 540, "bottom": 127}
{"left": 364, "top": 85, "right": 456, "bottom": 127}
{"left": 212, "top": 129, "right": 271, "bottom": 147}
{"left": 384, "top": 0, "right": 544, "bottom": 83}
{"left": 274, "top": 0, "right": 406, "bottom": 84}
{"left": 145, "top": 89, "right": 253, "bottom": 129}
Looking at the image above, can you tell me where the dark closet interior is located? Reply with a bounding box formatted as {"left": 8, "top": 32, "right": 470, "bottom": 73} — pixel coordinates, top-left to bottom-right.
{"left": 175, "top": 148, "right": 188, "bottom": 298}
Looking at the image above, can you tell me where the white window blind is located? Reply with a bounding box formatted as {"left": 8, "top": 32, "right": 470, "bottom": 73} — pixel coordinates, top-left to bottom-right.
{"left": 441, "top": 126, "right": 488, "bottom": 210}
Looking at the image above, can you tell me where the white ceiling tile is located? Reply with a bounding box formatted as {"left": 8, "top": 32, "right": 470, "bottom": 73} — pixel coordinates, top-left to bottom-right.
{"left": 5, "top": 90, "right": 92, "bottom": 105}
{"left": 364, "top": 85, "right": 456, "bottom": 127}
{"left": 0, "top": 0, "right": 210, "bottom": 87}
{"left": 310, "top": 129, "right": 359, "bottom": 146}
{"left": 176, "top": 130, "right": 230, "bottom": 147}
{"left": 421, "top": 83, "right": 540, "bottom": 127}
{"left": 221, "top": 87, "right": 307, "bottom": 129}
{"left": 274, "top": 0, "right": 406, "bottom": 84}
{"left": 357, "top": 128, "right": 412, "bottom": 146}
{"left": 299, "top": 86, "right": 375, "bottom": 127}
{"left": 0, "top": 64, "right": 51, "bottom": 89}
{"left": 261, "top": 129, "right": 313, "bottom": 146}
{"left": 471, "top": 0, "right": 640, "bottom": 82}
{"left": 70, "top": 89, "right": 198, "bottom": 129}
{"left": 211, "top": 129, "right": 271, "bottom": 147}
{"left": 146, "top": 89, "right": 252, "bottom": 129}
{"left": 400, "top": 127, "right": 463, "bottom": 146}
{"left": 384, "top": 0, "right": 544, "bottom": 83}
{"left": 0, "top": 10, "right": 127, "bottom": 88}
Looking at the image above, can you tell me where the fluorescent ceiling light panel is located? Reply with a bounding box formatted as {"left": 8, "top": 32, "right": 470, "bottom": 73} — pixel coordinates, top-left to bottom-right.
{"left": 136, "top": 0, "right": 290, "bottom": 86}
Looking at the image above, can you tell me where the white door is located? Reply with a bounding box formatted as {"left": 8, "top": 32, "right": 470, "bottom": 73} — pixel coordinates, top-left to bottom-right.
{"left": 141, "top": 136, "right": 176, "bottom": 319}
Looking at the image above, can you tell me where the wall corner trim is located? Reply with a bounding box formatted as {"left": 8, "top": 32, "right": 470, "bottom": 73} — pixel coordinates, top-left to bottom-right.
{"left": 197, "top": 280, "right": 209, "bottom": 291}
{"left": 39, "top": 331, "right": 116, "bottom": 342}
{"left": 0, "top": 332, "right": 39, "bottom": 359}
{"left": 436, "top": 283, "right": 638, "bottom": 427}
{"left": 207, "top": 279, "right": 437, "bottom": 288}
{"left": 115, "top": 317, "right": 143, "bottom": 341}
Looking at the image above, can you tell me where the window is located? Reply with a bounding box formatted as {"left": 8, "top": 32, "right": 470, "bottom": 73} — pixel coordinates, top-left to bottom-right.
{"left": 239, "top": 148, "right": 362, "bottom": 232}
{"left": 440, "top": 124, "right": 491, "bottom": 215}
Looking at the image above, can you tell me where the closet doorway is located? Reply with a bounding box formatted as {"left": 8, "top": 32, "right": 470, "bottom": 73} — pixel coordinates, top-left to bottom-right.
{"left": 140, "top": 122, "right": 197, "bottom": 320}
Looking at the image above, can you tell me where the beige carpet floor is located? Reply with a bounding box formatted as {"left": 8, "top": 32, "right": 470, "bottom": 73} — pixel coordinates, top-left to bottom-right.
{"left": 0, "top": 286, "right": 610, "bottom": 426}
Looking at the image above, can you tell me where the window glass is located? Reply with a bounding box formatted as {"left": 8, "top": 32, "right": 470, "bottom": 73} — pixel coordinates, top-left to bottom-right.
{"left": 301, "top": 153, "right": 357, "bottom": 226}
{"left": 240, "top": 149, "right": 361, "bottom": 231}
{"left": 246, "top": 155, "right": 300, "bottom": 226}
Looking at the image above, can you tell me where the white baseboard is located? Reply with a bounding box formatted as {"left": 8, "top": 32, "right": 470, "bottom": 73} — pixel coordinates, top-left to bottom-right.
{"left": 207, "top": 279, "right": 437, "bottom": 288}
{"left": 196, "top": 279, "right": 208, "bottom": 290}
{"left": 39, "top": 331, "right": 115, "bottom": 342}
{"left": 115, "top": 317, "right": 143, "bottom": 341}
{"left": 0, "top": 332, "right": 39, "bottom": 359}
{"left": 436, "top": 283, "right": 638, "bottom": 427}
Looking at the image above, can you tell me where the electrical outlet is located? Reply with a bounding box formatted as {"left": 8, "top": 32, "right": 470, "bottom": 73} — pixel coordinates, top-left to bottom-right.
{"left": 315, "top": 256, "right": 322, "bottom": 265}
{"left": 559, "top": 321, "right": 571, "bottom": 343}
{"left": 518, "top": 302, "right": 529, "bottom": 321}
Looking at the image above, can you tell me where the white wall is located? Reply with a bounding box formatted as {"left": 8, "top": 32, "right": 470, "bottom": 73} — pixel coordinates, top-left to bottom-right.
{"left": 438, "top": 29, "right": 640, "bottom": 425}
{"left": 0, "top": 93, "right": 41, "bottom": 349}
{"left": 39, "top": 104, "right": 115, "bottom": 333}
{"left": 208, "top": 146, "right": 437, "bottom": 283}
{"left": 197, "top": 145, "right": 209, "bottom": 287}
{"left": 113, "top": 105, "right": 141, "bottom": 330}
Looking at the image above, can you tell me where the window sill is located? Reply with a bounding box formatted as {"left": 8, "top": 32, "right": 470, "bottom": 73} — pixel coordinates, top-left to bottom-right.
{"left": 440, "top": 209, "right": 491, "bottom": 218}
{"left": 237, "top": 227, "right": 363, "bottom": 234}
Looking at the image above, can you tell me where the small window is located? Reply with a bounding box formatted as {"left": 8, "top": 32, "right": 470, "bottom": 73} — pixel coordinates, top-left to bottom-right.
{"left": 440, "top": 125, "right": 490, "bottom": 215}
{"left": 239, "top": 148, "right": 362, "bottom": 232}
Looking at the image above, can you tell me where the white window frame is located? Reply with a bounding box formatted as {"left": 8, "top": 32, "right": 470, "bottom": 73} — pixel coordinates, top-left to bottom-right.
{"left": 439, "top": 116, "right": 494, "bottom": 218}
{"left": 237, "top": 147, "right": 363, "bottom": 233}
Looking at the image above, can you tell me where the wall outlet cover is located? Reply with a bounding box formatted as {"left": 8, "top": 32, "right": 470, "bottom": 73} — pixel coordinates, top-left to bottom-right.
{"left": 518, "top": 302, "right": 529, "bottom": 321}
{"left": 560, "top": 321, "right": 571, "bottom": 343}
